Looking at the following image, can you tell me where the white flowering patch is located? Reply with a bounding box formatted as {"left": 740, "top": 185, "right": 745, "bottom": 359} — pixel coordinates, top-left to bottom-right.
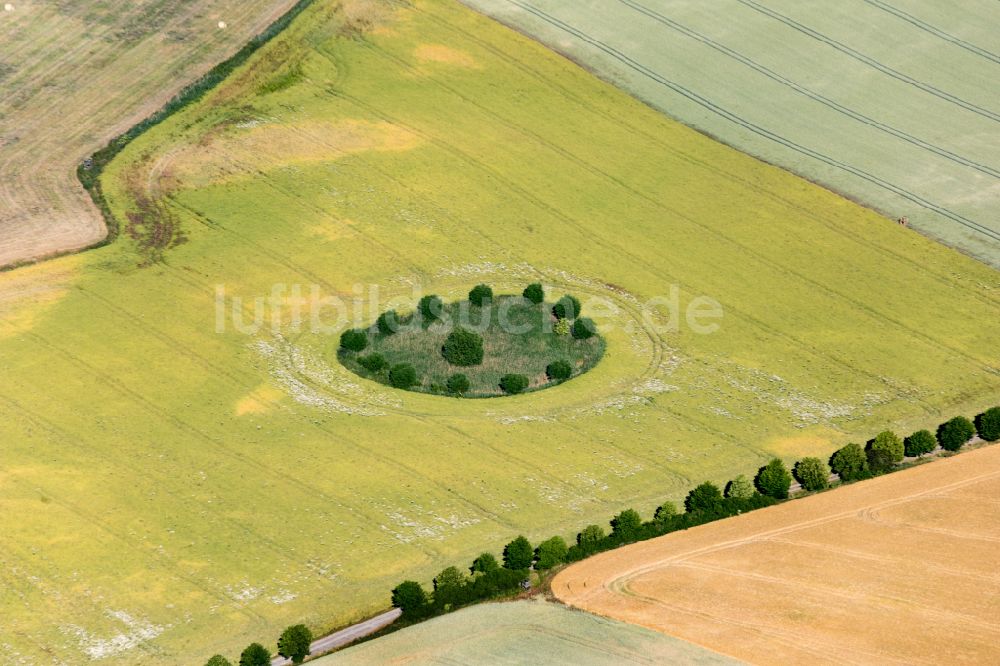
{"left": 63, "top": 610, "right": 164, "bottom": 660}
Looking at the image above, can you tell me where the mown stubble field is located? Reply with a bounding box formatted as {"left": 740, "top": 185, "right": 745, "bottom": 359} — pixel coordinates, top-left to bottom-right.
{"left": 0, "top": 0, "right": 296, "bottom": 267}
{"left": 554, "top": 444, "right": 1000, "bottom": 665}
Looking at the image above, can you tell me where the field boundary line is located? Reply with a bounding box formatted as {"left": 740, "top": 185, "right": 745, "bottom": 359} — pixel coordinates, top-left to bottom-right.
{"left": 505, "top": 0, "right": 1000, "bottom": 245}
{"left": 618, "top": 0, "right": 1000, "bottom": 180}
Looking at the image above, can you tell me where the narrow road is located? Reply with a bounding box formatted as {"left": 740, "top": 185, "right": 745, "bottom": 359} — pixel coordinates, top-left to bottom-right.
{"left": 270, "top": 608, "right": 402, "bottom": 665}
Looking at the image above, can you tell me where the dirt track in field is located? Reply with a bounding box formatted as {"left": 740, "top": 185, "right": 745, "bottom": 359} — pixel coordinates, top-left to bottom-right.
{"left": 0, "top": 0, "right": 296, "bottom": 268}
{"left": 553, "top": 444, "right": 1000, "bottom": 665}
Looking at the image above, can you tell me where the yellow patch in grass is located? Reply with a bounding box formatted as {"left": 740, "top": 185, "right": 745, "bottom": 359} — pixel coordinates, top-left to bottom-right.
{"left": 413, "top": 43, "right": 479, "bottom": 68}
{"left": 0, "top": 255, "right": 80, "bottom": 340}
{"left": 165, "top": 119, "right": 421, "bottom": 188}
{"left": 765, "top": 428, "right": 844, "bottom": 459}
{"left": 235, "top": 385, "right": 284, "bottom": 416}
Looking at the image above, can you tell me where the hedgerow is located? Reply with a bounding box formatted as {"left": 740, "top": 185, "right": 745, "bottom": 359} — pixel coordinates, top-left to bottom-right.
{"left": 215, "top": 409, "right": 998, "bottom": 664}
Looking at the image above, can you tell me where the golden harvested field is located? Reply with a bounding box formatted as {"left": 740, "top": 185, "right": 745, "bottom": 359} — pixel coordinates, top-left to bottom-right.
{"left": 0, "top": 0, "right": 296, "bottom": 267}
{"left": 554, "top": 445, "right": 1000, "bottom": 665}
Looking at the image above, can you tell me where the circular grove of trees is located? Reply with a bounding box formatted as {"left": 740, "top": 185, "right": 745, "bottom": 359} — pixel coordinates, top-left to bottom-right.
{"left": 337, "top": 283, "right": 602, "bottom": 397}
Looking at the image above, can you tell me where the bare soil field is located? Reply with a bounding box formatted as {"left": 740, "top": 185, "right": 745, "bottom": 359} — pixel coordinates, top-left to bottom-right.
{"left": 554, "top": 444, "right": 1000, "bottom": 665}
{"left": 0, "top": 0, "right": 296, "bottom": 268}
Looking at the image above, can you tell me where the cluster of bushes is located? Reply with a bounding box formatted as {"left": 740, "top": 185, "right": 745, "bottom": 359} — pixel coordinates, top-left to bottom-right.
{"left": 205, "top": 623, "right": 312, "bottom": 666}
{"left": 391, "top": 557, "right": 528, "bottom": 621}
{"left": 341, "top": 283, "right": 602, "bottom": 396}
{"left": 547, "top": 292, "right": 597, "bottom": 341}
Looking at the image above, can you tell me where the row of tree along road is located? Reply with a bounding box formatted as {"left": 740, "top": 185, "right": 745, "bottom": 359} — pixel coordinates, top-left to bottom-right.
{"left": 203, "top": 407, "right": 999, "bottom": 664}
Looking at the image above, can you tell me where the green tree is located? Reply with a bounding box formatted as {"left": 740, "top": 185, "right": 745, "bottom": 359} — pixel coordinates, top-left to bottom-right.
{"left": 389, "top": 363, "right": 418, "bottom": 389}
{"left": 904, "top": 429, "right": 936, "bottom": 457}
{"left": 447, "top": 373, "right": 470, "bottom": 395}
{"left": 499, "top": 374, "right": 529, "bottom": 394}
{"left": 552, "top": 294, "right": 581, "bottom": 320}
{"left": 755, "top": 458, "right": 792, "bottom": 499}
{"left": 653, "top": 501, "right": 678, "bottom": 524}
{"left": 546, "top": 360, "right": 572, "bottom": 381}
{"left": 866, "top": 446, "right": 894, "bottom": 475}
{"left": 685, "top": 481, "right": 724, "bottom": 513}
{"left": 377, "top": 310, "right": 399, "bottom": 336}
{"left": 571, "top": 317, "right": 597, "bottom": 340}
{"left": 205, "top": 656, "right": 231, "bottom": 666}
{"left": 358, "top": 353, "right": 387, "bottom": 373}
{"left": 523, "top": 283, "right": 544, "bottom": 304}
{"left": 534, "top": 536, "right": 568, "bottom": 570}
{"left": 794, "top": 457, "right": 829, "bottom": 491}
{"left": 610, "top": 508, "right": 642, "bottom": 541}
{"left": 937, "top": 416, "right": 975, "bottom": 451}
{"left": 433, "top": 566, "right": 467, "bottom": 609}
{"left": 391, "top": 580, "right": 428, "bottom": 617}
{"left": 470, "top": 552, "right": 499, "bottom": 574}
{"left": 239, "top": 643, "right": 270, "bottom": 666}
{"left": 418, "top": 295, "right": 443, "bottom": 323}
{"left": 576, "top": 524, "right": 605, "bottom": 549}
{"left": 468, "top": 284, "right": 493, "bottom": 307}
{"left": 554, "top": 318, "right": 570, "bottom": 336}
{"left": 830, "top": 443, "right": 868, "bottom": 482}
{"left": 339, "top": 328, "right": 367, "bottom": 352}
{"left": 442, "top": 327, "right": 484, "bottom": 366}
{"left": 975, "top": 407, "right": 1000, "bottom": 442}
{"left": 725, "top": 474, "right": 756, "bottom": 500}
{"left": 503, "top": 536, "right": 533, "bottom": 570}
{"left": 869, "top": 430, "right": 904, "bottom": 463}
{"left": 277, "top": 624, "right": 312, "bottom": 665}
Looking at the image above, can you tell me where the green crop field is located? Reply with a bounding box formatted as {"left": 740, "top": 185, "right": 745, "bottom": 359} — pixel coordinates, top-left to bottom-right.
{"left": 465, "top": 0, "right": 1000, "bottom": 267}
{"left": 319, "top": 599, "right": 737, "bottom": 664}
{"left": 2, "top": 0, "right": 999, "bottom": 662}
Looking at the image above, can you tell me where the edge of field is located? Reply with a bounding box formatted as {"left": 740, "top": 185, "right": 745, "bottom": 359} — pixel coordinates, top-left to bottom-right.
{"left": 455, "top": 1, "right": 996, "bottom": 266}
{"left": 548, "top": 440, "right": 1000, "bottom": 663}
{"left": 0, "top": 0, "right": 318, "bottom": 274}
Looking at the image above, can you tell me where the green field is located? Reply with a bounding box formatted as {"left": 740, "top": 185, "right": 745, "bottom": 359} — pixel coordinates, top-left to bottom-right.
{"left": 338, "top": 294, "right": 605, "bottom": 396}
{"left": 465, "top": 0, "right": 1000, "bottom": 266}
{"left": 2, "top": 0, "right": 999, "bottom": 662}
{"left": 319, "top": 599, "right": 737, "bottom": 664}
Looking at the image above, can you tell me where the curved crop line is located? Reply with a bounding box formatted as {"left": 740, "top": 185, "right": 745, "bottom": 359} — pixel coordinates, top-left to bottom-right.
{"left": 508, "top": 0, "right": 1000, "bottom": 244}
{"left": 735, "top": 0, "right": 1000, "bottom": 123}
{"left": 74, "top": 0, "right": 316, "bottom": 256}
{"left": 862, "top": 0, "right": 1000, "bottom": 65}
{"left": 618, "top": 0, "right": 1000, "bottom": 180}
